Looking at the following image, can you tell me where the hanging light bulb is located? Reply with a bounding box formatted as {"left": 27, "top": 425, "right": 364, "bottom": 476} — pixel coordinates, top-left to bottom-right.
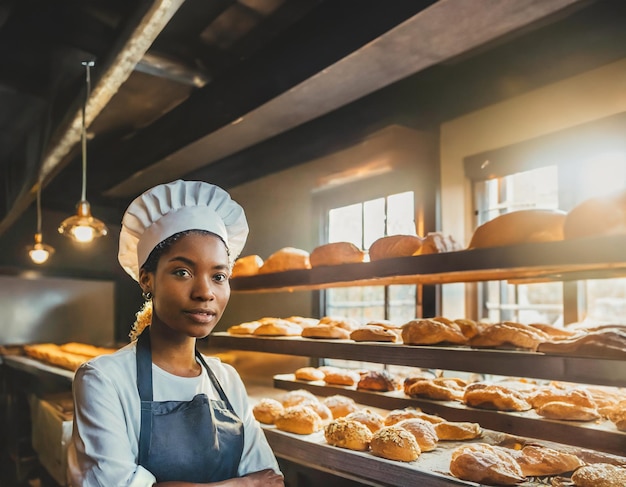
{"left": 28, "top": 181, "right": 55, "bottom": 264}
{"left": 58, "top": 60, "right": 108, "bottom": 243}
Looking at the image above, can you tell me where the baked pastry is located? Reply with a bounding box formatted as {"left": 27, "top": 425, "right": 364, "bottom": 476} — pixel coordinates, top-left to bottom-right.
{"left": 564, "top": 188, "right": 626, "bottom": 240}
{"left": 275, "top": 405, "right": 323, "bottom": 434}
{"left": 323, "top": 395, "right": 359, "bottom": 419}
{"left": 535, "top": 401, "right": 600, "bottom": 421}
{"left": 24, "top": 343, "right": 93, "bottom": 371}
{"left": 529, "top": 387, "right": 597, "bottom": 410}
{"left": 284, "top": 316, "right": 320, "bottom": 327}
{"left": 252, "top": 398, "right": 284, "bottom": 424}
{"left": 324, "top": 418, "right": 373, "bottom": 451}
{"left": 345, "top": 409, "right": 385, "bottom": 433}
{"left": 281, "top": 389, "right": 319, "bottom": 407}
{"left": 357, "top": 370, "right": 401, "bottom": 392}
{"left": 370, "top": 426, "right": 421, "bottom": 462}
{"left": 364, "top": 319, "right": 401, "bottom": 331}
{"left": 231, "top": 254, "right": 263, "bottom": 277}
{"left": 323, "top": 368, "right": 361, "bottom": 386}
{"left": 537, "top": 329, "right": 626, "bottom": 359}
{"left": 253, "top": 319, "right": 302, "bottom": 336}
{"left": 258, "top": 247, "right": 311, "bottom": 274}
{"left": 318, "top": 316, "right": 360, "bottom": 331}
{"left": 310, "top": 242, "right": 366, "bottom": 267}
{"left": 227, "top": 321, "right": 261, "bottom": 335}
{"left": 301, "top": 324, "right": 351, "bottom": 340}
{"left": 607, "top": 400, "right": 626, "bottom": 431}
{"left": 512, "top": 445, "right": 584, "bottom": 476}
{"left": 571, "top": 463, "right": 626, "bottom": 487}
{"left": 305, "top": 401, "right": 333, "bottom": 422}
{"left": 350, "top": 325, "right": 398, "bottom": 343}
{"left": 452, "top": 319, "right": 480, "bottom": 339}
{"left": 433, "top": 421, "right": 482, "bottom": 441}
{"left": 470, "top": 321, "right": 548, "bottom": 351}
{"left": 414, "top": 232, "right": 462, "bottom": 254}
{"left": 59, "top": 342, "right": 116, "bottom": 358}
{"left": 368, "top": 234, "right": 423, "bottom": 261}
{"left": 405, "top": 377, "right": 467, "bottom": 401}
{"left": 395, "top": 418, "right": 438, "bottom": 452}
{"left": 467, "top": 209, "right": 566, "bottom": 248}
{"left": 401, "top": 319, "right": 468, "bottom": 345}
{"left": 463, "top": 383, "right": 532, "bottom": 411}
{"left": 385, "top": 408, "right": 444, "bottom": 425}
{"left": 528, "top": 322, "right": 579, "bottom": 339}
{"left": 449, "top": 443, "right": 525, "bottom": 485}
{"left": 294, "top": 367, "right": 325, "bottom": 381}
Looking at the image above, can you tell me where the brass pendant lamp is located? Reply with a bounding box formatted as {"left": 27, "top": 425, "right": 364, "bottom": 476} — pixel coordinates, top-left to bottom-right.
{"left": 27, "top": 179, "right": 55, "bottom": 264}
{"left": 58, "top": 61, "right": 108, "bottom": 243}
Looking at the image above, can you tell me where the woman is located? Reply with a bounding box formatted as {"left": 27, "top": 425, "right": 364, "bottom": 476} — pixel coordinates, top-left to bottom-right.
{"left": 68, "top": 180, "right": 284, "bottom": 486}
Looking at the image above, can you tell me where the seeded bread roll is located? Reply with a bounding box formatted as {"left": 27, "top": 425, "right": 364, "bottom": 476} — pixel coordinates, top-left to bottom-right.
{"left": 253, "top": 398, "right": 284, "bottom": 424}
{"left": 324, "top": 418, "right": 373, "bottom": 451}
{"left": 370, "top": 426, "right": 421, "bottom": 462}
{"left": 571, "top": 463, "right": 626, "bottom": 487}
{"left": 259, "top": 247, "right": 311, "bottom": 274}
{"left": 369, "top": 235, "right": 422, "bottom": 261}
{"left": 275, "top": 405, "right": 322, "bottom": 435}
{"left": 310, "top": 242, "right": 366, "bottom": 267}
{"left": 468, "top": 209, "right": 566, "bottom": 249}
{"left": 396, "top": 418, "right": 438, "bottom": 452}
{"left": 231, "top": 254, "right": 263, "bottom": 277}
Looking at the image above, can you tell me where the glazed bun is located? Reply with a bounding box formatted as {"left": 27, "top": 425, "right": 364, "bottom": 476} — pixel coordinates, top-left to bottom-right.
{"left": 252, "top": 398, "right": 284, "bottom": 424}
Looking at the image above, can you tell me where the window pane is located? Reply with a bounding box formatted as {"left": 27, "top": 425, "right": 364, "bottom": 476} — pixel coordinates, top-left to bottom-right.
{"left": 363, "top": 198, "right": 385, "bottom": 249}
{"left": 388, "top": 285, "right": 416, "bottom": 323}
{"left": 329, "top": 203, "right": 362, "bottom": 246}
{"left": 387, "top": 191, "right": 416, "bottom": 235}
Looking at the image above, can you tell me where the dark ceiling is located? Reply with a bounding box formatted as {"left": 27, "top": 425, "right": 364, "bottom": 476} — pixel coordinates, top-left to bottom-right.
{"left": 1, "top": 0, "right": 625, "bottom": 237}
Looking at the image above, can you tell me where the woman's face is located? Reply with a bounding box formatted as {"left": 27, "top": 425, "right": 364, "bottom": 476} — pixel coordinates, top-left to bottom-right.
{"left": 140, "top": 232, "right": 231, "bottom": 339}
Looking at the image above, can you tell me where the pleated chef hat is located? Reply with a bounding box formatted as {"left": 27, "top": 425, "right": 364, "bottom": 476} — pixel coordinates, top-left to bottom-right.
{"left": 118, "top": 179, "right": 249, "bottom": 281}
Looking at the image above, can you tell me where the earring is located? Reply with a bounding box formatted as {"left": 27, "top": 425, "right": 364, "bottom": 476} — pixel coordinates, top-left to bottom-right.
{"left": 142, "top": 291, "right": 153, "bottom": 301}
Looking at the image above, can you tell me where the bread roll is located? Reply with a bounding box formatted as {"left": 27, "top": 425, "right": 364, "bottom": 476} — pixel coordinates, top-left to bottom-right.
{"left": 253, "top": 320, "right": 302, "bottom": 336}
{"left": 571, "top": 463, "right": 626, "bottom": 487}
{"left": 405, "top": 377, "right": 467, "bottom": 401}
{"left": 468, "top": 209, "right": 566, "bottom": 249}
{"left": 294, "top": 367, "right": 325, "bottom": 381}
{"left": 350, "top": 325, "right": 398, "bottom": 343}
{"left": 281, "top": 389, "right": 318, "bottom": 407}
{"left": 449, "top": 443, "right": 525, "bottom": 485}
{"left": 512, "top": 445, "right": 584, "bottom": 476}
{"left": 535, "top": 401, "right": 600, "bottom": 421}
{"left": 301, "top": 324, "right": 351, "bottom": 340}
{"left": 369, "top": 235, "right": 423, "bottom": 261}
{"left": 318, "top": 316, "right": 360, "bottom": 331}
{"left": 463, "top": 383, "right": 532, "bottom": 411}
{"left": 253, "top": 398, "right": 284, "bottom": 424}
{"left": 310, "top": 242, "right": 366, "bottom": 267}
{"left": 401, "top": 319, "right": 468, "bottom": 345}
{"left": 396, "top": 418, "right": 438, "bottom": 452}
{"left": 231, "top": 254, "right": 263, "bottom": 277}
{"left": 324, "top": 418, "right": 373, "bottom": 451}
{"left": 564, "top": 189, "right": 626, "bottom": 240}
{"left": 323, "top": 395, "right": 359, "bottom": 419}
{"left": 470, "top": 321, "right": 547, "bottom": 351}
{"left": 433, "top": 421, "right": 482, "bottom": 441}
{"left": 345, "top": 409, "right": 385, "bottom": 433}
{"left": 59, "top": 342, "right": 116, "bottom": 358}
{"left": 356, "top": 370, "right": 401, "bottom": 392}
{"left": 227, "top": 321, "right": 261, "bottom": 335}
{"left": 370, "top": 426, "right": 421, "bottom": 462}
{"left": 259, "top": 247, "right": 311, "bottom": 274}
{"left": 323, "top": 368, "right": 361, "bottom": 386}
{"left": 529, "top": 387, "right": 597, "bottom": 410}
{"left": 275, "top": 405, "right": 322, "bottom": 434}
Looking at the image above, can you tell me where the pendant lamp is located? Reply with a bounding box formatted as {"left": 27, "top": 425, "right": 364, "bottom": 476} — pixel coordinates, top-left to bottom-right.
{"left": 28, "top": 181, "right": 55, "bottom": 264}
{"left": 58, "top": 61, "right": 108, "bottom": 243}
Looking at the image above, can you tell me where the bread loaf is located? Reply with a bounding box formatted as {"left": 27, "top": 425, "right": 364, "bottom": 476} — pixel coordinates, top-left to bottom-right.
{"left": 564, "top": 189, "right": 626, "bottom": 239}
{"left": 310, "top": 242, "right": 366, "bottom": 267}
{"left": 449, "top": 443, "right": 525, "bottom": 485}
{"left": 571, "top": 463, "right": 626, "bottom": 487}
{"left": 231, "top": 254, "right": 263, "bottom": 277}
{"left": 258, "top": 247, "right": 311, "bottom": 273}
{"left": 395, "top": 418, "right": 438, "bottom": 452}
{"left": 368, "top": 235, "right": 422, "bottom": 261}
{"left": 275, "top": 405, "right": 322, "bottom": 434}
{"left": 253, "top": 398, "right": 284, "bottom": 424}
{"left": 370, "top": 426, "right": 421, "bottom": 462}
{"left": 324, "top": 418, "right": 373, "bottom": 451}
{"left": 468, "top": 209, "right": 566, "bottom": 249}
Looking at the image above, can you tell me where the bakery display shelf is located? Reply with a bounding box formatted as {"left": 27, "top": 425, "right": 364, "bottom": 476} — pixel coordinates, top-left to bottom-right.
{"left": 1, "top": 355, "right": 74, "bottom": 383}
{"left": 208, "top": 333, "right": 626, "bottom": 388}
{"left": 229, "top": 235, "right": 626, "bottom": 292}
{"left": 273, "top": 374, "right": 626, "bottom": 457}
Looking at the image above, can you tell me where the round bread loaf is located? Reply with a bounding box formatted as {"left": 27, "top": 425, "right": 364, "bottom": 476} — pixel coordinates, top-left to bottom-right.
{"left": 564, "top": 189, "right": 626, "bottom": 240}
{"left": 369, "top": 235, "right": 423, "bottom": 261}
{"left": 345, "top": 409, "right": 385, "bottom": 433}
{"left": 275, "top": 405, "right": 322, "bottom": 434}
{"left": 434, "top": 421, "right": 482, "bottom": 441}
{"left": 324, "top": 418, "right": 373, "bottom": 451}
{"left": 370, "top": 426, "right": 421, "bottom": 462}
{"left": 310, "top": 242, "right": 366, "bottom": 267}
{"left": 468, "top": 209, "right": 566, "bottom": 249}
{"left": 396, "top": 418, "right": 438, "bottom": 452}
{"left": 323, "top": 368, "right": 361, "bottom": 386}
{"left": 231, "top": 254, "right": 263, "bottom": 277}
{"left": 252, "top": 398, "right": 284, "bottom": 424}
{"left": 571, "top": 463, "right": 626, "bottom": 487}
{"left": 259, "top": 247, "right": 311, "bottom": 274}
{"left": 227, "top": 321, "right": 261, "bottom": 335}
{"left": 323, "top": 395, "right": 359, "bottom": 419}
{"left": 384, "top": 408, "right": 425, "bottom": 426}
{"left": 357, "top": 370, "right": 400, "bottom": 392}
{"left": 350, "top": 325, "right": 398, "bottom": 343}
{"left": 294, "top": 366, "right": 325, "bottom": 381}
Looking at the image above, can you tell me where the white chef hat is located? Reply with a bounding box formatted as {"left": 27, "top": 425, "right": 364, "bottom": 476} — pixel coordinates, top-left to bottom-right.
{"left": 118, "top": 179, "right": 249, "bottom": 281}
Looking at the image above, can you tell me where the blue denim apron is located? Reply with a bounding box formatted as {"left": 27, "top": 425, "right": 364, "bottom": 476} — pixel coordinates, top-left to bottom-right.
{"left": 136, "top": 328, "right": 244, "bottom": 482}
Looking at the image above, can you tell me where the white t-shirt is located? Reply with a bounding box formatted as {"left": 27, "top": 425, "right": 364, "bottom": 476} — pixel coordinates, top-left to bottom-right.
{"left": 67, "top": 341, "right": 281, "bottom": 486}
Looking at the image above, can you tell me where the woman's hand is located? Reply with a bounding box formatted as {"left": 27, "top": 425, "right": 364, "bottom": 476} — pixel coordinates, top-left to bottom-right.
{"left": 240, "top": 469, "right": 284, "bottom": 486}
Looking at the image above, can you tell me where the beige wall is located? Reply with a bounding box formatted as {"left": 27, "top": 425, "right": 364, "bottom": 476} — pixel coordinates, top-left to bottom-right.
{"left": 220, "top": 125, "right": 437, "bottom": 328}
{"left": 440, "top": 57, "right": 626, "bottom": 317}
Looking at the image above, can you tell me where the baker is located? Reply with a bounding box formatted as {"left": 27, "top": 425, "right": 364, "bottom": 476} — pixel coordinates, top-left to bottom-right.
{"left": 68, "top": 180, "right": 284, "bottom": 486}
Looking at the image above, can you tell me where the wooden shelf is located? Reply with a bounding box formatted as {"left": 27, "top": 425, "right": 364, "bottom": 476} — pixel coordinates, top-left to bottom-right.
{"left": 230, "top": 235, "right": 626, "bottom": 292}
{"left": 208, "top": 333, "right": 626, "bottom": 388}
{"left": 272, "top": 374, "right": 626, "bottom": 457}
